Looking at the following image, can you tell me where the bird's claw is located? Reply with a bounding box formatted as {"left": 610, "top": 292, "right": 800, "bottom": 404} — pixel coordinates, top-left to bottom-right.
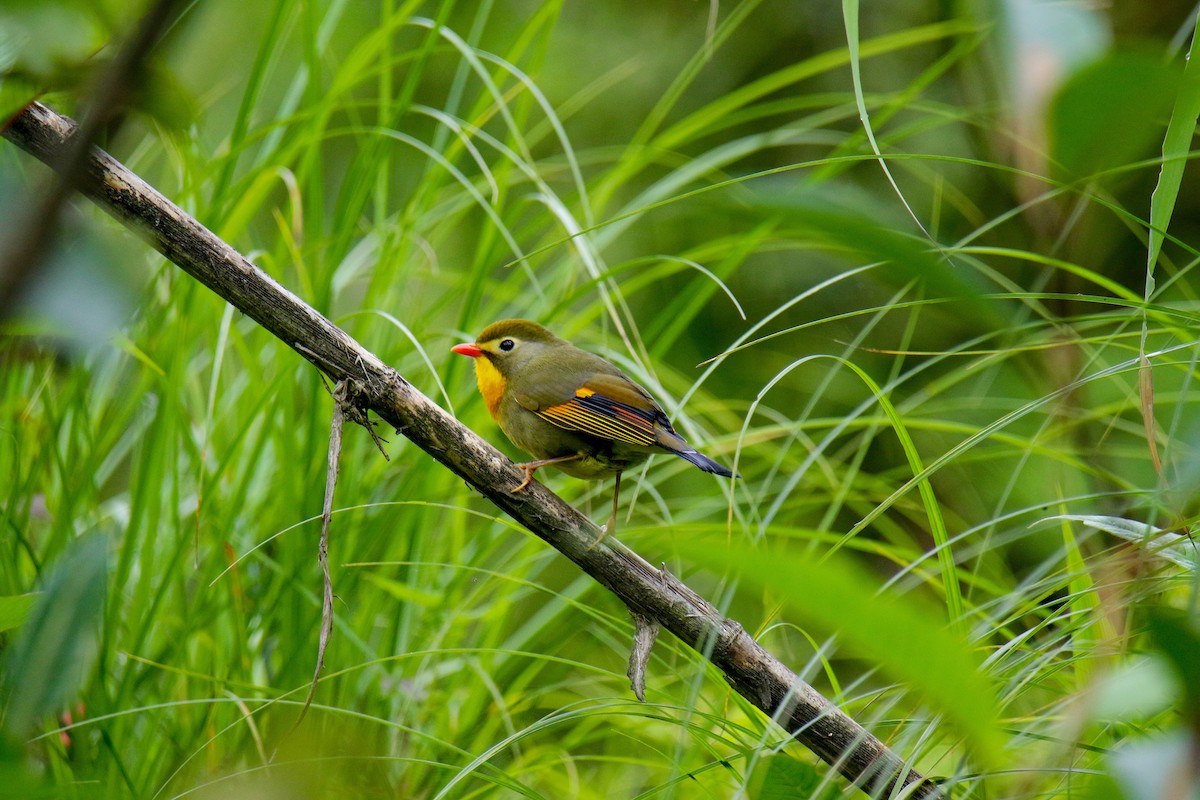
{"left": 511, "top": 466, "right": 535, "bottom": 493}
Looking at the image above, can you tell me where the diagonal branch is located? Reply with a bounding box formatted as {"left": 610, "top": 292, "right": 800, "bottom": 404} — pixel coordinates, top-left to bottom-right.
{"left": 2, "top": 101, "right": 944, "bottom": 800}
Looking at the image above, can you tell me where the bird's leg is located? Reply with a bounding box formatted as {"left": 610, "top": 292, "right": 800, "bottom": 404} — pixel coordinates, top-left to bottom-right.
{"left": 596, "top": 471, "right": 622, "bottom": 544}
{"left": 511, "top": 453, "right": 583, "bottom": 493}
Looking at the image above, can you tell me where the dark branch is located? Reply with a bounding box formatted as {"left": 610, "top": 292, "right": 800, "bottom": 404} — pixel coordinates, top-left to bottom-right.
{"left": 1, "top": 101, "right": 945, "bottom": 800}
{"left": 0, "top": 0, "right": 186, "bottom": 313}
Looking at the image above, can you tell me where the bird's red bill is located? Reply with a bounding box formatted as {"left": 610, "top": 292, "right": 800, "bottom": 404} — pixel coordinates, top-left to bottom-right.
{"left": 452, "top": 343, "right": 484, "bottom": 358}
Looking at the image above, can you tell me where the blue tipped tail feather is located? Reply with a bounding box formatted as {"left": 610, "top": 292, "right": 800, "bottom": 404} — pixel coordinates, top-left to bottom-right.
{"left": 673, "top": 446, "right": 738, "bottom": 478}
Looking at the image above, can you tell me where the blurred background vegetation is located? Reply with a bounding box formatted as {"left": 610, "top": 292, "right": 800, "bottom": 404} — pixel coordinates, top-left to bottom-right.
{"left": 2, "top": 0, "right": 1199, "bottom": 797}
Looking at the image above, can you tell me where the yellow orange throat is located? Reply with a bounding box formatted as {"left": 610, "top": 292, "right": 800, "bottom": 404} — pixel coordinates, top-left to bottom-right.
{"left": 474, "top": 357, "right": 505, "bottom": 421}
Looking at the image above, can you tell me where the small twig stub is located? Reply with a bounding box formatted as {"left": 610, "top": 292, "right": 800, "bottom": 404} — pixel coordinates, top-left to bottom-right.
{"left": 627, "top": 609, "right": 661, "bottom": 702}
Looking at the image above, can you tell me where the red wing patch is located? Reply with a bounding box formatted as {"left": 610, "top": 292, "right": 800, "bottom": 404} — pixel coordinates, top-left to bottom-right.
{"left": 536, "top": 387, "right": 659, "bottom": 447}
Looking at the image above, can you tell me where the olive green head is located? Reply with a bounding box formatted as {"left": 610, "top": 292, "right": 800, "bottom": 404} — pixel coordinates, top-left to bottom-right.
{"left": 465, "top": 319, "right": 567, "bottom": 379}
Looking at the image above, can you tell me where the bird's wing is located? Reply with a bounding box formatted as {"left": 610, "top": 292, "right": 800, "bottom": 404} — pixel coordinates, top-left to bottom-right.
{"left": 530, "top": 372, "right": 665, "bottom": 447}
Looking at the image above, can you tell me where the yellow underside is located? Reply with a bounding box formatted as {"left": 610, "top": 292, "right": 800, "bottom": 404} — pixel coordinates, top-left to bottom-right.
{"left": 474, "top": 357, "right": 506, "bottom": 421}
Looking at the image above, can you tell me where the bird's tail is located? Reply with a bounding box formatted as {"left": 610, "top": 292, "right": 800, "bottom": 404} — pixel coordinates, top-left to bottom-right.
{"left": 657, "top": 428, "right": 737, "bottom": 477}
{"left": 673, "top": 446, "right": 737, "bottom": 478}
{"left": 662, "top": 429, "right": 734, "bottom": 479}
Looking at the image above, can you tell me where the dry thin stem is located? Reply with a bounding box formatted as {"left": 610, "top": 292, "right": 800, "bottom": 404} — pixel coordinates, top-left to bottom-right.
{"left": 297, "top": 380, "right": 350, "bottom": 731}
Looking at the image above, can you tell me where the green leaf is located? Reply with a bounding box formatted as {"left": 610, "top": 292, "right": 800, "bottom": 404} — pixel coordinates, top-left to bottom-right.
{"left": 1148, "top": 15, "right": 1200, "bottom": 283}
{"left": 679, "top": 541, "right": 1003, "bottom": 763}
{"left": 1143, "top": 607, "right": 1200, "bottom": 731}
{"left": 0, "top": 594, "right": 37, "bottom": 634}
{"left": 746, "top": 752, "right": 821, "bottom": 799}
{"left": 2, "top": 535, "right": 107, "bottom": 738}
{"left": 1091, "top": 657, "right": 1177, "bottom": 722}
{"left": 1048, "top": 51, "right": 1178, "bottom": 183}
{"left": 0, "top": 738, "right": 59, "bottom": 799}
{"left": 1035, "top": 515, "right": 1195, "bottom": 570}
{"left": 0, "top": 77, "right": 40, "bottom": 126}
{"left": 740, "top": 184, "right": 1004, "bottom": 332}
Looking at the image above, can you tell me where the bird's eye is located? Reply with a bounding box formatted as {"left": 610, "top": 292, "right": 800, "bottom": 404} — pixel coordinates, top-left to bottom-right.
{"left": 499, "top": 339, "right": 515, "bottom": 352}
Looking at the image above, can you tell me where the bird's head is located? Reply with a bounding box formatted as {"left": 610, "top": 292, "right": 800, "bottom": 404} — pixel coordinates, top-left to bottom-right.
{"left": 451, "top": 319, "right": 564, "bottom": 379}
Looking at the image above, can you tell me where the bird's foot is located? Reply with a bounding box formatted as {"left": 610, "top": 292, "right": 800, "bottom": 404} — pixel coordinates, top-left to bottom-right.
{"left": 511, "top": 464, "right": 537, "bottom": 493}
{"left": 511, "top": 454, "right": 584, "bottom": 493}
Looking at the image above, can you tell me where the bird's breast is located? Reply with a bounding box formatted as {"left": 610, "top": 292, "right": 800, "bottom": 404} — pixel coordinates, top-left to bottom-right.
{"left": 474, "top": 357, "right": 506, "bottom": 421}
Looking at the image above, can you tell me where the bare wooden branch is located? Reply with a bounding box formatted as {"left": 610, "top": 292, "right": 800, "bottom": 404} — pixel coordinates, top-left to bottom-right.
{"left": 2, "top": 101, "right": 945, "bottom": 799}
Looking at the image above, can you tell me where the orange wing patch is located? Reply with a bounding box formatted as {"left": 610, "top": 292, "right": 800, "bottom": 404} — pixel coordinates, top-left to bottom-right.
{"left": 536, "top": 387, "right": 658, "bottom": 447}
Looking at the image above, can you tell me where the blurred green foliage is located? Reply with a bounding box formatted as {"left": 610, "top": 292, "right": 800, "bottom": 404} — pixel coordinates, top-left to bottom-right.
{"left": 2, "top": 0, "right": 1199, "bottom": 798}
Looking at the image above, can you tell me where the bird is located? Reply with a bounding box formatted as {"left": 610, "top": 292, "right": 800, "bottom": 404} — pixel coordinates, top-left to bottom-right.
{"left": 451, "top": 319, "right": 736, "bottom": 537}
